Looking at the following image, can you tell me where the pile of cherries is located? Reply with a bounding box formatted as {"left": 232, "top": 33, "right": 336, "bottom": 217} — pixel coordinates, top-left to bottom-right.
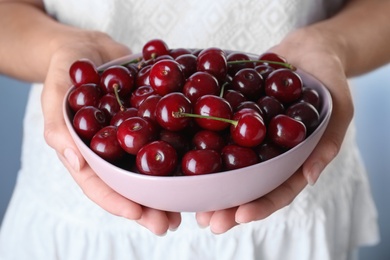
{"left": 67, "top": 39, "right": 321, "bottom": 176}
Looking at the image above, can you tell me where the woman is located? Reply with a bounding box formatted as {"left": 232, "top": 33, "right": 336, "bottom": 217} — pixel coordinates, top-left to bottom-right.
{"left": 0, "top": 0, "right": 387, "bottom": 259}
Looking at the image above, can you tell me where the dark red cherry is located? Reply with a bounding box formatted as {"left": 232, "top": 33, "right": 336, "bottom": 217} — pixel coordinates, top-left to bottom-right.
{"left": 116, "top": 116, "right": 157, "bottom": 155}
{"left": 255, "top": 141, "right": 285, "bottom": 162}
{"left": 98, "top": 93, "right": 123, "bottom": 119}
{"left": 90, "top": 125, "right": 125, "bottom": 162}
{"left": 129, "top": 85, "right": 155, "bottom": 108}
{"left": 192, "top": 130, "right": 226, "bottom": 152}
{"left": 136, "top": 141, "right": 178, "bottom": 176}
{"left": 222, "top": 89, "right": 247, "bottom": 111}
{"left": 137, "top": 94, "right": 162, "bottom": 122}
{"left": 196, "top": 47, "right": 227, "bottom": 83}
{"left": 230, "top": 111, "right": 266, "bottom": 147}
{"left": 169, "top": 48, "right": 192, "bottom": 59}
{"left": 268, "top": 114, "right": 306, "bottom": 149}
{"left": 159, "top": 129, "right": 191, "bottom": 157}
{"left": 300, "top": 87, "right": 321, "bottom": 110}
{"left": 254, "top": 64, "right": 274, "bottom": 79}
{"left": 67, "top": 83, "right": 101, "bottom": 112}
{"left": 110, "top": 107, "right": 138, "bottom": 127}
{"left": 257, "top": 52, "right": 288, "bottom": 70}
{"left": 100, "top": 65, "right": 135, "bottom": 97}
{"left": 175, "top": 54, "right": 197, "bottom": 78}
{"left": 286, "top": 101, "right": 320, "bottom": 133}
{"left": 155, "top": 92, "right": 192, "bottom": 131}
{"left": 227, "top": 52, "right": 254, "bottom": 77}
{"left": 181, "top": 149, "right": 222, "bottom": 176}
{"left": 72, "top": 106, "right": 107, "bottom": 142}
{"left": 265, "top": 68, "right": 303, "bottom": 104}
{"left": 182, "top": 71, "right": 220, "bottom": 104}
{"left": 221, "top": 144, "right": 259, "bottom": 170}
{"left": 136, "top": 65, "right": 151, "bottom": 87}
{"left": 193, "top": 95, "right": 233, "bottom": 131}
{"left": 256, "top": 95, "right": 285, "bottom": 123}
{"left": 142, "top": 39, "right": 170, "bottom": 60}
{"left": 69, "top": 59, "right": 100, "bottom": 87}
{"left": 149, "top": 60, "right": 185, "bottom": 96}
{"left": 231, "top": 68, "right": 264, "bottom": 100}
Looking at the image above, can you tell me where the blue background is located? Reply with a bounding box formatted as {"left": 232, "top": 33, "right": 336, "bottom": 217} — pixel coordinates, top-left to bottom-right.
{"left": 0, "top": 66, "right": 389, "bottom": 259}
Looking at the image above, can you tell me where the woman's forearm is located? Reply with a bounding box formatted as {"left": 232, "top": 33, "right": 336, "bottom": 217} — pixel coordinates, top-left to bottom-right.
{"left": 316, "top": 0, "right": 390, "bottom": 77}
{"left": 0, "top": 2, "right": 92, "bottom": 83}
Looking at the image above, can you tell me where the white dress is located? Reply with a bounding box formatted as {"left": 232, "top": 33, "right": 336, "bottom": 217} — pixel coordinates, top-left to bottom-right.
{"left": 0, "top": 1, "right": 379, "bottom": 259}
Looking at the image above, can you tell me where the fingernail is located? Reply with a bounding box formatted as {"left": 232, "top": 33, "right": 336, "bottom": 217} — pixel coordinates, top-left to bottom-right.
{"left": 64, "top": 148, "right": 80, "bottom": 172}
{"left": 307, "top": 162, "right": 323, "bottom": 185}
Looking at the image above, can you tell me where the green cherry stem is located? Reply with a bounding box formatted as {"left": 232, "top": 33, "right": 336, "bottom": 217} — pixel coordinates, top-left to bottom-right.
{"left": 173, "top": 110, "right": 238, "bottom": 127}
{"left": 227, "top": 59, "right": 296, "bottom": 70}
{"left": 113, "top": 83, "right": 126, "bottom": 112}
{"left": 98, "top": 57, "right": 141, "bottom": 73}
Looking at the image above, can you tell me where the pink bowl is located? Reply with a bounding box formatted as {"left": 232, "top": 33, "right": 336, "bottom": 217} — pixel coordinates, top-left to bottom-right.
{"left": 63, "top": 53, "right": 332, "bottom": 212}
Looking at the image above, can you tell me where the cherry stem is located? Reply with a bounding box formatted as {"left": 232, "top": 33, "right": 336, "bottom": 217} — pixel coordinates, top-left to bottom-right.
{"left": 219, "top": 82, "right": 229, "bottom": 98}
{"left": 113, "top": 84, "right": 125, "bottom": 111}
{"left": 227, "top": 59, "right": 296, "bottom": 70}
{"left": 98, "top": 57, "right": 141, "bottom": 73}
{"left": 173, "top": 111, "right": 238, "bottom": 127}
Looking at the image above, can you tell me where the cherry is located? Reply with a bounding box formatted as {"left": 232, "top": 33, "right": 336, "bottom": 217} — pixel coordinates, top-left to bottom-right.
{"left": 110, "top": 107, "right": 138, "bottom": 127}
{"left": 221, "top": 144, "right": 259, "bottom": 170}
{"left": 256, "top": 95, "right": 285, "bottom": 123}
{"left": 129, "top": 85, "right": 155, "bottom": 108}
{"left": 257, "top": 52, "right": 288, "bottom": 70}
{"left": 159, "top": 129, "right": 191, "bottom": 157}
{"left": 169, "top": 48, "right": 192, "bottom": 59}
{"left": 100, "top": 65, "right": 135, "bottom": 97}
{"left": 136, "top": 141, "right": 178, "bottom": 176}
{"left": 69, "top": 58, "right": 100, "bottom": 87}
{"left": 135, "top": 65, "right": 152, "bottom": 87}
{"left": 286, "top": 101, "right": 320, "bottom": 133}
{"left": 67, "top": 83, "right": 101, "bottom": 112}
{"left": 149, "top": 59, "right": 185, "bottom": 96}
{"left": 90, "top": 125, "right": 125, "bottom": 162}
{"left": 268, "top": 114, "right": 306, "bottom": 149}
{"left": 155, "top": 92, "right": 192, "bottom": 131}
{"left": 265, "top": 68, "right": 303, "bottom": 104}
{"left": 227, "top": 52, "right": 254, "bottom": 77}
{"left": 222, "top": 89, "right": 247, "bottom": 111}
{"left": 137, "top": 94, "right": 162, "bottom": 121}
{"left": 175, "top": 54, "right": 197, "bottom": 79}
{"left": 116, "top": 116, "right": 157, "bottom": 155}
{"left": 230, "top": 111, "right": 266, "bottom": 147}
{"left": 182, "top": 71, "right": 220, "bottom": 104}
{"left": 236, "top": 101, "right": 263, "bottom": 117}
{"left": 254, "top": 64, "right": 274, "bottom": 79}
{"left": 142, "top": 39, "right": 170, "bottom": 60}
{"left": 196, "top": 47, "right": 227, "bottom": 83}
{"left": 300, "top": 87, "right": 321, "bottom": 110}
{"left": 255, "top": 141, "right": 285, "bottom": 162}
{"left": 72, "top": 106, "right": 107, "bottom": 142}
{"left": 192, "top": 130, "right": 226, "bottom": 152}
{"left": 231, "top": 68, "right": 264, "bottom": 100}
{"left": 98, "top": 93, "right": 123, "bottom": 119}
{"left": 193, "top": 95, "right": 233, "bottom": 131}
{"left": 181, "top": 149, "right": 222, "bottom": 176}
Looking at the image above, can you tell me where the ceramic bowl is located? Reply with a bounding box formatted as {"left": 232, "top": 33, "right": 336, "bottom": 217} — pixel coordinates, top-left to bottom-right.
{"left": 63, "top": 53, "right": 332, "bottom": 212}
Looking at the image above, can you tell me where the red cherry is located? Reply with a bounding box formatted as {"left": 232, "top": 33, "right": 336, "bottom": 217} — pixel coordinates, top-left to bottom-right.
{"left": 100, "top": 65, "right": 135, "bottom": 97}
{"left": 255, "top": 141, "right": 285, "bottom": 162}
{"left": 227, "top": 52, "right": 254, "bottom": 77}
{"left": 136, "top": 141, "right": 178, "bottom": 176}
{"left": 192, "top": 130, "right": 226, "bottom": 152}
{"left": 169, "top": 48, "right": 192, "bottom": 59}
{"left": 67, "top": 83, "right": 101, "bottom": 112}
{"left": 268, "top": 114, "right": 306, "bottom": 149}
{"left": 90, "top": 125, "right": 125, "bottom": 162}
{"left": 286, "top": 101, "right": 320, "bottom": 133}
{"left": 98, "top": 93, "right": 123, "bottom": 120}
{"left": 221, "top": 144, "right": 259, "bottom": 170}
{"left": 69, "top": 58, "right": 100, "bottom": 87}
{"left": 175, "top": 54, "right": 197, "bottom": 78}
{"left": 230, "top": 111, "right": 266, "bottom": 147}
{"left": 265, "top": 68, "right": 303, "bottom": 104}
{"left": 110, "top": 107, "right": 138, "bottom": 127}
{"left": 72, "top": 106, "right": 107, "bottom": 142}
{"left": 136, "top": 65, "right": 151, "bottom": 87}
{"left": 137, "top": 94, "right": 162, "bottom": 122}
{"left": 257, "top": 52, "right": 289, "bottom": 70}
{"left": 222, "top": 89, "right": 247, "bottom": 111}
{"left": 300, "top": 87, "right": 321, "bottom": 110}
{"left": 129, "top": 85, "right": 156, "bottom": 108}
{"left": 159, "top": 129, "right": 191, "bottom": 157}
{"left": 196, "top": 47, "right": 227, "bottom": 83}
{"left": 181, "top": 149, "right": 222, "bottom": 176}
{"left": 142, "top": 39, "right": 170, "bottom": 60}
{"left": 149, "top": 60, "right": 185, "bottom": 96}
{"left": 155, "top": 92, "right": 192, "bottom": 131}
{"left": 231, "top": 68, "right": 264, "bottom": 100}
{"left": 256, "top": 95, "right": 285, "bottom": 123}
{"left": 116, "top": 116, "right": 157, "bottom": 155}
{"left": 182, "top": 72, "right": 220, "bottom": 104}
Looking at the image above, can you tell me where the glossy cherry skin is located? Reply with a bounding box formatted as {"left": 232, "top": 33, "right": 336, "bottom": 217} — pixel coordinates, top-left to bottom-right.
{"left": 155, "top": 92, "right": 192, "bottom": 131}
{"left": 182, "top": 71, "right": 220, "bottom": 104}
{"left": 222, "top": 89, "right": 247, "bottom": 111}
{"left": 286, "top": 101, "right": 320, "bottom": 133}
{"left": 100, "top": 65, "right": 135, "bottom": 97}
{"left": 159, "top": 129, "right": 191, "bottom": 157}
{"left": 69, "top": 58, "right": 100, "bottom": 87}
{"left": 227, "top": 52, "right": 254, "bottom": 77}
{"left": 142, "top": 39, "right": 170, "bottom": 60}
{"left": 72, "top": 106, "right": 107, "bottom": 142}
{"left": 67, "top": 83, "right": 101, "bottom": 112}
{"left": 136, "top": 65, "right": 151, "bottom": 87}
{"left": 181, "top": 149, "right": 222, "bottom": 176}
{"left": 196, "top": 47, "right": 227, "bottom": 83}
{"left": 149, "top": 60, "right": 185, "bottom": 96}
{"left": 129, "top": 85, "right": 155, "bottom": 108}
{"left": 169, "top": 48, "right": 192, "bottom": 59}
{"left": 110, "top": 107, "right": 138, "bottom": 127}
{"left": 230, "top": 112, "right": 266, "bottom": 147}
{"left": 98, "top": 93, "right": 123, "bottom": 120}
{"left": 257, "top": 52, "right": 288, "bottom": 70}
{"left": 136, "top": 141, "right": 178, "bottom": 176}
{"left": 221, "top": 144, "right": 259, "bottom": 170}
{"left": 192, "top": 130, "right": 226, "bottom": 152}
{"left": 255, "top": 141, "right": 285, "bottom": 162}
{"left": 256, "top": 95, "right": 285, "bottom": 123}
{"left": 137, "top": 94, "right": 162, "bottom": 122}
{"left": 254, "top": 64, "right": 274, "bottom": 79}
{"left": 116, "top": 116, "right": 157, "bottom": 155}
{"left": 231, "top": 68, "right": 264, "bottom": 100}
{"left": 90, "top": 125, "right": 125, "bottom": 162}
{"left": 194, "top": 95, "right": 233, "bottom": 131}
{"left": 175, "top": 54, "right": 197, "bottom": 79}
{"left": 265, "top": 68, "right": 303, "bottom": 104}
{"left": 300, "top": 87, "right": 321, "bottom": 110}
{"left": 268, "top": 114, "right": 306, "bottom": 149}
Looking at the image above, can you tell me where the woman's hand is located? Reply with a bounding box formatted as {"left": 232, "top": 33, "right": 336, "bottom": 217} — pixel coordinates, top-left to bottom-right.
{"left": 196, "top": 26, "right": 353, "bottom": 234}
{"left": 41, "top": 31, "right": 181, "bottom": 235}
